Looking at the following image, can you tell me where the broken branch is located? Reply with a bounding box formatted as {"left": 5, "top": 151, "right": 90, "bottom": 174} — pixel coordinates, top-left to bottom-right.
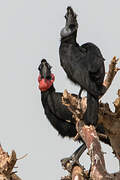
{"left": 0, "top": 145, "right": 22, "bottom": 180}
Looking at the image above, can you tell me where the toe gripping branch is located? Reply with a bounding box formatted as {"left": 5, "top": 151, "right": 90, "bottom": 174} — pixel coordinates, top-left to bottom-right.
{"left": 61, "top": 143, "right": 86, "bottom": 173}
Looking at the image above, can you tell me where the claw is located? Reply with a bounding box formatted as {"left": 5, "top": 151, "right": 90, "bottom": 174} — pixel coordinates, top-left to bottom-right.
{"left": 61, "top": 144, "right": 86, "bottom": 172}
{"left": 61, "top": 157, "right": 72, "bottom": 168}
{"left": 61, "top": 156, "right": 80, "bottom": 172}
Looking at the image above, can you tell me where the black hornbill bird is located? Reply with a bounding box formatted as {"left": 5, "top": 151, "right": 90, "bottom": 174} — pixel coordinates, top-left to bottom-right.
{"left": 59, "top": 7, "right": 106, "bottom": 126}
{"left": 38, "top": 59, "right": 110, "bottom": 169}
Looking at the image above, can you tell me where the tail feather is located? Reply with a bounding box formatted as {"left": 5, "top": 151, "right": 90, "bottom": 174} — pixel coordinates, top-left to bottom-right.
{"left": 83, "top": 93, "right": 99, "bottom": 126}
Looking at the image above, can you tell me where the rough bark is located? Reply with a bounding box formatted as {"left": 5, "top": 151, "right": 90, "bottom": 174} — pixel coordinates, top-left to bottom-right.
{"left": 0, "top": 145, "right": 22, "bottom": 180}
{"left": 61, "top": 57, "right": 120, "bottom": 179}
{"left": 103, "top": 56, "right": 120, "bottom": 89}
{"left": 71, "top": 166, "right": 87, "bottom": 180}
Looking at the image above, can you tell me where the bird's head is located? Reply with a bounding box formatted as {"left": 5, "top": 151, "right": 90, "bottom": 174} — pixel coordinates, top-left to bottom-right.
{"left": 60, "top": 6, "right": 78, "bottom": 38}
{"left": 38, "top": 59, "right": 55, "bottom": 91}
{"left": 38, "top": 59, "right": 52, "bottom": 80}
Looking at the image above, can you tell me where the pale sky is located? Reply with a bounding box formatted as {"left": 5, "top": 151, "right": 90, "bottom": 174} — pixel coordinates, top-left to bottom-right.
{"left": 0, "top": 0, "right": 120, "bottom": 179}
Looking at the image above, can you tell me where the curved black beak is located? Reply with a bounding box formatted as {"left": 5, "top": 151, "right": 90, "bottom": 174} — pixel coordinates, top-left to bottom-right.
{"left": 65, "top": 6, "right": 78, "bottom": 29}
{"left": 38, "top": 59, "right": 52, "bottom": 80}
{"left": 66, "top": 7, "right": 75, "bottom": 18}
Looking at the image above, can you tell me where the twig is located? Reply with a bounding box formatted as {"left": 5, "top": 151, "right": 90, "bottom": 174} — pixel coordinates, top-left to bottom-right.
{"left": 17, "top": 153, "right": 28, "bottom": 161}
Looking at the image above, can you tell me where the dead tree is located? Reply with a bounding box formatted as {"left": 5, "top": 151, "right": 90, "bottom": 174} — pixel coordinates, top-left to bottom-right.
{"left": 0, "top": 145, "right": 22, "bottom": 180}
{"left": 61, "top": 57, "right": 120, "bottom": 180}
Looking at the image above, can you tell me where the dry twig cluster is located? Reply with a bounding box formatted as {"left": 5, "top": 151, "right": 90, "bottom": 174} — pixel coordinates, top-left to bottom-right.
{"left": 0, "top": 145, "right": 22, "bottom": 180}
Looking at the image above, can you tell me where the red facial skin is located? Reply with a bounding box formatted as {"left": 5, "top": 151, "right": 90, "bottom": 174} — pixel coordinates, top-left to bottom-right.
{"left": 38, "top": 74, "right": 55, "bottom": 92}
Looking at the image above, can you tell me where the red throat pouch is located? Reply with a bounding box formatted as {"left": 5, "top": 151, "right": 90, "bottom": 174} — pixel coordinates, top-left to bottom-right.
{"left": 38, "top": 74, "right": 55, "bottom": 91}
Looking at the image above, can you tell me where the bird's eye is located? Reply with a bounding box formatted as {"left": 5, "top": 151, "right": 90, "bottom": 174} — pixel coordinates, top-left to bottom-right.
{"left": 46, "top": 63, "right": 52, "bottom": 70}
{"left": 38, "top": 64, "right": 42, "bottom": 71}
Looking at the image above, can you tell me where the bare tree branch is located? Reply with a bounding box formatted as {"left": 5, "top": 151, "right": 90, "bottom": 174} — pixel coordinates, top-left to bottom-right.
{"left": 103, "top": 56, "right": 120, "bottom": 89}
{"left": 0, "top": 145, "right": 22, "bottom": 180}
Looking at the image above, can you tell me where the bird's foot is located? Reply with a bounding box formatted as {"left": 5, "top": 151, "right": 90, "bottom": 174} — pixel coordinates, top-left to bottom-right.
{"left": 61, "top": 156, "right": 80, "bottom": 172}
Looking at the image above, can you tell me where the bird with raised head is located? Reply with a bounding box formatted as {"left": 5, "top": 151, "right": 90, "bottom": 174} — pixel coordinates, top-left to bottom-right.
{"left": 38, "top": 59, "right": 110, "bottom": 169}
{"left": 59, "top": 7, "right": 106, "bottom": 126}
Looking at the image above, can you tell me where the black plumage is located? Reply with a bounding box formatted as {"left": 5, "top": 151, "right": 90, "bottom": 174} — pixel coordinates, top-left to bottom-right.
{"left": 59, "top": 7, "right": 106, "bottom": 126}
{"left": 41, "top": 88, "right": 78, "bottom": 138}
{"left": 38, "top": 59, "right": 110, "bottom": 167}
{"left": 38, "top": 59, "right": 78, "bottom": 139}
{"left": 38, "top": 59, "right": 110, "bottom": 144}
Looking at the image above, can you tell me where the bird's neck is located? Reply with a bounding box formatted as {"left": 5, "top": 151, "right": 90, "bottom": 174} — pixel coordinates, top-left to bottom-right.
{"left": 41, "top": 85, "right": 55, "bottom": 105}
{"left": 61, "top": 31, "right": 77, "bottom": 44}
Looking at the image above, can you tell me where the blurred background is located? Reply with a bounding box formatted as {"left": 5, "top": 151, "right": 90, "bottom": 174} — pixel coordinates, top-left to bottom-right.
{"left": 0, "top": 0, "right": 120, "bottom": 179}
